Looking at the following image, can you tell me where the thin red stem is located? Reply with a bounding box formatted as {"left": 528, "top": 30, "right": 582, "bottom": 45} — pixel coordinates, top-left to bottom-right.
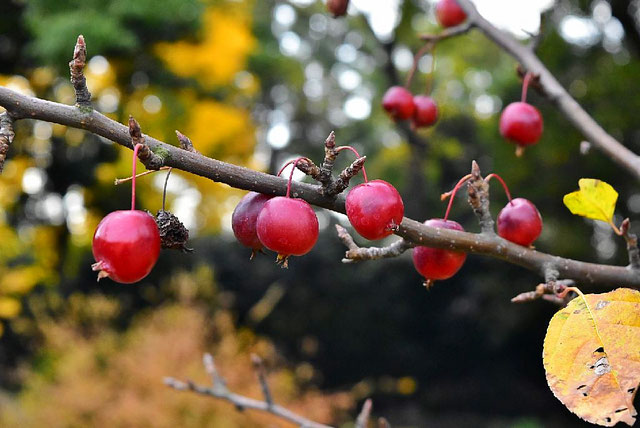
{"left": 521, "top": 72, "right": 532, "bottom": 103}
{"left": 485, "top": 173, "right": 513, "bottom": 204}
{"left": 405, "top": 42, "right": 434, "bottom": 90}
{"left": 285, "top": 157, "right": 308, "bottom": 198}
{"left": 335, "top": 145, "right": 368, "bottom": 182}
{"left": 277, "top": 159, "right": 297, "bottom": 177}
{"left": 131, "top": 143, "right": 142, "bottom": 210}
{"left": 443, "top": 174, "right": 472, "bottom": 221}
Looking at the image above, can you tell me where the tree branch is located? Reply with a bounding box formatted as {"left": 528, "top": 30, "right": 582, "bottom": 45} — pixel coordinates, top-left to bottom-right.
{"left": 455, "top": 0, "right": 640, "bottom": 181}
{"left": 1, "top": 85, "right": 639, "bottom": 287}
{"left": 165, "top": 353, "right": 332, "bottom": 428}
{"left": 336, "top": 225, "right": 413, "bottom": 263}
{"left": 0, "top": 112, "right": 15, "bottom": 173}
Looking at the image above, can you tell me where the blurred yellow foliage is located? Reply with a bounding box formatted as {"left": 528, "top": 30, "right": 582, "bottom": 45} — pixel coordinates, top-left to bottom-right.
{"left": 155, "top": 5, "right": 256, "bottom": 89}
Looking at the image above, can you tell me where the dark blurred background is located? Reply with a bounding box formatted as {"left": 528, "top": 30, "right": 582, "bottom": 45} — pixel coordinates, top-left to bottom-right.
{"left": 0, "top": 0, "right": 639, "bottom": 426}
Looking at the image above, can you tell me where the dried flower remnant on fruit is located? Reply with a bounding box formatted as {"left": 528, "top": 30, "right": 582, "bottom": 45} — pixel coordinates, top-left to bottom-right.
{"left": 156, "top": 210, "right": 192, "bottom": 252}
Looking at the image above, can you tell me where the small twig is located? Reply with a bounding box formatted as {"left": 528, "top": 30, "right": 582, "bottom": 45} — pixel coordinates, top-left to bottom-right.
{"left": 511, "top": 279, "right": 574, "bottom": 304}
{"left": 0, "top": 112, "right": 15, "bottom": 173}
{"left": 355, "top": 399, "right": 373, "bottom": 428}
{"left": 166, "top": 354, "right": 332, "bottom": 428}
{"left": 68, "top": 35, "right": 92, "bottom": 108}
{"left": 251, "top": 354, "right": 274, "bottom": 409}
{"left": 318, "top": 131, "right": 338, "bottom": 188}
{"left": 176, "top": 130, "right": 199, "bottom": 153}
{"left": 620, "top": 218, "right": 640, "bottom": 269}
{"left": 114, "top": 166, "right": 171, "bottom": 185}
{"left": 128, "top": 116, "right": 164, "bottom": 170}
{"left": 419, "top": 21, "right": 474, "bottom": 42}
{"left": 296, "top": 157, "right": 323, "bottom": 182}
{"left": 336, "top": 224, "right": 413, "bottom": 263}
{"left": 203, "top": 353, "right": 228, "bottom": 393}
{"left": 467, "top": 161, "right": 494, "bottom": 234}
{"left": 325, "top": 156, "right": 366, "bottom": 196}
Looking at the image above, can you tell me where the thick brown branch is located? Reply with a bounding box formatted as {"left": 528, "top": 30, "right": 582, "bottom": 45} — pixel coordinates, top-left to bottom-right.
{"left": 336, "top": 225, "right": 413, "bottom": 263}
{"left": 69, "top": 35, "right": 92, "bottom": 108}
{"left": 1, "top": 86, "right": 639, "bottom": 287}
{"left": 165, "top": 353, "right": 331, "bottom": 428}
{"left": 0, "top": 113, "right": 15, "bottom": 172}
{"left": 455, "top": 0, "right": 640, "bottom": 181}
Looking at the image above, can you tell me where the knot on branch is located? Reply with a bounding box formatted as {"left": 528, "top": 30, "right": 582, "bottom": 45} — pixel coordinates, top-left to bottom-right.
{"left": 0, "top": 113, "right": 15, "bottom": 173}
{"left": 129, "top": 116, "right": 164, "bottom": 170}
{"left": 511, "top": 279, "right": 575, "bottom": 305}
{"left": 69, "top": 35, "right": 92, "bottom": 108}
{"left": 318, "top": 131, "right": 337, "bottom": 187}
{"left": 467, "top": 161, "right": 494, "bottom": 233}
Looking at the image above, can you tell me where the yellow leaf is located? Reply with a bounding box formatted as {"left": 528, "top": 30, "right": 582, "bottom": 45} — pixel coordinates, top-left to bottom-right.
{"left": 563, "top": 178, "right": 618, "bottom": 223}
{"left": 543, "top": 288, "right": 640, "bottom": 426}
{"left": 0, "top": 297, "right": 21, "bottom": 319}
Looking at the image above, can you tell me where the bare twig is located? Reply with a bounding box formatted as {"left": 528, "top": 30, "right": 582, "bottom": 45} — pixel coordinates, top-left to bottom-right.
{"left": 325, "top": 156, "right": 366, "bottom": 196}
{"left": 251, "top": 354, "right": 273, "bottom": 409}
{"left": 114, "top": 166, "right": 171, "bottom": 185}
{"left": 165, "top": 354, "right": 332, "bottom": 428}
{"left": 336, "top": 224, "right": 413, "bottom": 263}
{"left": 511, "top": 279, "right": 574, "bottom": 304}
{"left": 454, "top": 0, "right": 640, "bottom": 181}
{"left": 0, "top": 112, "right": 15, "bottom": 172}
{"left": 2, "top": 87, "right": 640, "bottom": 287}
{"left": 319, "top": 131, "right": 338, "bottom": 188}
{"left": 620, "top": 218, "right": 640, "bottom": 269}
{"left": 68, "top": 35, "right": 92, "bottom": 108}
{"left": 419, "top": 21, "right": 474, "bottom": 43}
{"left": 467, "top": 161, "right": 495, "bottom": 234}
{"left": 355, "top": 399, "right": 373, "bottom": 428}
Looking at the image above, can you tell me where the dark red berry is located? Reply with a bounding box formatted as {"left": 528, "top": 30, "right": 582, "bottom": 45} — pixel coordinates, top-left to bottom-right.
{"left": 497, "top": 198, "right": 542, "bottom": 247}
{"left": 92, "top": 210, "right": 161, "bottom": 283}
{"left": 412, "top": 219, "right": 467, "bottom": 281}
{"left": 256, "top": 197, "right": 319, "bottom": 260}
{"left": 232, "top": 192, "right": 273, "bottom": 250}
{"left": 499, "top": 102, "right": 543, "bottom": 146}
{"left": 435, "top": 0, "right": 467, "bottom": 28}
{"left": 382, "top": 86, "right": 415, "bottom": 121}
{"left": 327, "top": 0, "right": 349, "bottom": 17}
{"left": 412, "top": 95, "right": 438, "bottom": 128}
{"left": 346, "top": 179, "right": 404, "bottom": 240}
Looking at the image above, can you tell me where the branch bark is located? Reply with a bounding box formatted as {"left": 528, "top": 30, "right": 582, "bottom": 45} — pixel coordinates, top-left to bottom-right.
{"left": 455, "top": 0, "right": 640, "bottom": 181}
{"left": 1, "top": 85, "right": 639, "bottom": 287}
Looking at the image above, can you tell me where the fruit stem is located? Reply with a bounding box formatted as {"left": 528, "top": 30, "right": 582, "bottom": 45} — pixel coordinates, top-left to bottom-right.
{"left": 335, "top": 145, "right": 368, "bottom": 182}
{"left": 443, "top": 174, "right": 472, "bottom": 221}
{"left": 405, "top": 42, "right": 435, "bottom": 91}
{"left": 484, "top": 173, "right": 513, "bottom": 204}
{"left": 162, "top": 167, "right": 173, "bottom": 211}
{"left": 521, "top": 72, "right": 533, "bottom": 103}
{"left": 424, "top": 43, "right": 437, "bottom": 95}
{"left": 281, "top": 157, "right": 310, "bottom": 198}
{"left": 131, "top": 143, "right": 142, "bottom": 210}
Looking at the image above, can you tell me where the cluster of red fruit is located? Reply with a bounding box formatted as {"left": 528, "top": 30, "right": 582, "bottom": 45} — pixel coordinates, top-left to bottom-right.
{"left": 413, "top": 172, "right": 543, "bottom": 287}
{"left": 382, "top": 87, "right": 438, "bottom": 129}
{"left": 232, "top": 151, "right": 405, "bottom": 267}
{"left": 382, "top": 0, "right": 543, "bottom": 155}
